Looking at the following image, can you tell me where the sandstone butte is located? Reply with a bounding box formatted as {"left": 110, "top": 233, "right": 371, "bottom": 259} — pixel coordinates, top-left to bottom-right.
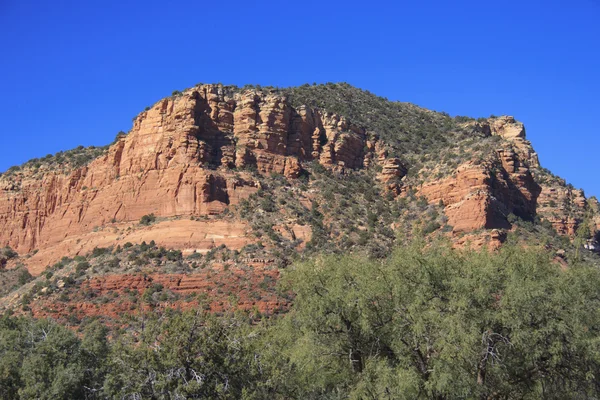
{"left": 0, "top": 84, "right": 596, "bottom": 275}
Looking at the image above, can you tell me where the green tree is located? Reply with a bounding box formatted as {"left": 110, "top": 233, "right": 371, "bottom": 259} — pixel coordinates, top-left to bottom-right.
{"left": 80, "top": 321, "right": 110, "bottom": 398}
{"left": 0, "top": 316, "right": 25, "bottom": 399}
{"left": 268, "top": 241, "right": 600, "bottom": 399}
{"left": 18, "top": 319, "right": 86, "bottom": 399}
{"left": 104, "top": 309, "right": 264, "bottom": 399}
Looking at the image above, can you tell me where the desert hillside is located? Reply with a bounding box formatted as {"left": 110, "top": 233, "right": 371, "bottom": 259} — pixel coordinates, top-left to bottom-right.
{"left": 0, "top": 83, "right": 598, "bottom": 317}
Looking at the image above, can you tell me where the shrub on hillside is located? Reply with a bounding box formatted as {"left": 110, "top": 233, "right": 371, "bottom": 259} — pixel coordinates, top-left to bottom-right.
{"left": 17, "top": 268, "right": 33, "bottom": 286}
{"left": 139, "top": 213, "right": 156, "bottom": 226}
{"left": 2, "top": 247, "right": 17, "bottom": 259}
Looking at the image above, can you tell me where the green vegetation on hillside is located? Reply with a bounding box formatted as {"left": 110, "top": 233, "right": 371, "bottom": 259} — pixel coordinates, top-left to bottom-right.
{"left": 0, "top": 145, "right": 108, "bottom": 179}
{"left": 2, "top": 243, "right": 600, "bottom": 399}
{"left": 254, "top": 82, "right": 505, "bottom": 181}
{"left": 236, "top": 164, "right": 450, "bottom": 262}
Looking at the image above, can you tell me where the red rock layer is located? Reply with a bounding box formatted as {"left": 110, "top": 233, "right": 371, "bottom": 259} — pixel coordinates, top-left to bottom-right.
{"left": 537, "top": 183, "right": 588, "bottom": 236}
{"left": 461, "top": 116, "right": 540, "bottom": 168}
{"left": 27, "top": 265, "right": 288, "bottom": 321}
{"left": 419, "top": 148, "right": 541, "bottom": 233}
{"left": 0, "top": 85, "right": 396, "bottom": 271}
{"left": 419, "top": 116, "right": 544, "bottom": 233}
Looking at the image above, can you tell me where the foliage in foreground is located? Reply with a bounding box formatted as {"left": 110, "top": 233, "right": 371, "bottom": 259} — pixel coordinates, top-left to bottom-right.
{"left": 2, "top": 243, "right": 600, "bottom": 399}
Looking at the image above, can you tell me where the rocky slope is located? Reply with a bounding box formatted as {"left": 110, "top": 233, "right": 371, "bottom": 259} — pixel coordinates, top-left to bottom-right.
{"left": 419, "top": 116, "right": 542, "bottom": 232}
{"left": 0, "top": 82, "right": 598, "bottom": 323}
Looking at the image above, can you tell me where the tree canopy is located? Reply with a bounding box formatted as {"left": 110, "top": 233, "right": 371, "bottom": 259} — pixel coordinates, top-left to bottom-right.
{"left": 2, "top": 243, "right": 600, "bottom": 399}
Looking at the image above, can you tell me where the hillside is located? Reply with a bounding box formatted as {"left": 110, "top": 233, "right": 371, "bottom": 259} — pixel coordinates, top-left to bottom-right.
{"left": 0, "top": 82, "right": 598, "bottom": 322}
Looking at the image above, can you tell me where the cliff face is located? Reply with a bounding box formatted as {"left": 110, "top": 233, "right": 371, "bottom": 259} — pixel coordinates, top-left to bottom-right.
{"left": 419, "top": 115, "right": 598, "bottom": 239}
{"left": 536, "top": 178, "right": 590, "bottom": 236}
{"left": 138, "top": 85, "right": 381, "bottom": 175}
{"left": 419, "top": 117, "right": 542, "bottom": 232}
{"left": 419, "top": 158, "right": 541, "bottom": 232}
{"left": 0, "top": 85, "right": 397, "bottom": 271}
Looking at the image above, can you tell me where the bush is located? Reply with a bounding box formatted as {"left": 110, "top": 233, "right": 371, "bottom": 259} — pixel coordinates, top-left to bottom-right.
{"left": 139, "top": 214, "right": 156, "bottom": 226}
{"left": 91, "top": 247, "right": 110, "bottom": 258}
{"left": 2, "top": 247, "right": 18, "bottom": 259}
{"left": 166, "top": 250, "right": 182, "bottom": 261}
{"left": 106, "top": 258, "right": 120, "bottom": 269}
{"left": 76, "top": 261, "right": 91, "bottom": 273}
{"left": 142, "top": 283, "right": 164, "bottom": 304}
{"left": 17, "top": 269, "right": 33, "bottom": 285}
{"left": 259, "top": 197, "right": 276, "bottom": 212}
{"left": 422, "top": 221, "right": 441, "bottom": 235}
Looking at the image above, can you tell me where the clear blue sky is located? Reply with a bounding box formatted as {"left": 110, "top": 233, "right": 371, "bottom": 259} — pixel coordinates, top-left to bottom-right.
{"left": 1, "top": 0, "right": 599, "bottom": 196}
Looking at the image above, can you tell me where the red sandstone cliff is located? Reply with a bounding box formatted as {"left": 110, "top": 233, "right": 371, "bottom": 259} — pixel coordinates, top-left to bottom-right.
{"left": 0, "top": 85, "right": 398, "bottom": 272}
{"left": 419, "top": 117, "right": 542, "bottom": 232}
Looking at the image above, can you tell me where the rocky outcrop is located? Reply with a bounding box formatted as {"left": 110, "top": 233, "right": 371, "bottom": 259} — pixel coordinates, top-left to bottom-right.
{"left": 453, "top": 229, "right": 507, "bottom": 251}
{"left": 420, "top": 163, "right": 500, "bottom": 232}
{"left": 420, "top": 116, "right": 551, "bottom": 234}
{"left": 487, "top": 117, "right": 596, "bottom": 239}
{"left": 419, "top": 149, "right": 541, "bottom": 233}
{"left": 536, "top": 180, "right": 589, "bottom": 236}
{"left": 489, "top": 116, "right": 525, "bottom": 140}
{"left": 377, "top": 158, "right": 407, "bottom": 195}
{"left": 462, "top": 116, "right": 539, "bottom": 168}
{"left": 176, "top": 85, "right": 381, "bottom": 175}
{"left": 0, "top": 84, "right": 397, "bottom": 271}
{"left": 419, "top": 119, "right": 597, "bottom": 240}
{"left": 24, "top": 265, "right": 289, "bottom": 320}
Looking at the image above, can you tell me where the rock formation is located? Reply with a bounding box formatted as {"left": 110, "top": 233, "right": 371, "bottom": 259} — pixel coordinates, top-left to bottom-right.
{"left": 377, "top": 158, "right": 407, "bottom": 195}
{"left": 536, "top": 180, "right": 590, "bottom": 236}
{"left": 462, "top": 116, "right": 540, "bottom": 168}
{"left": 0, "top": 83, "right": 596, "bottom": 278}
{"left": 419, "top": 145, "right": 541, "bottom": 232}
{"left": 0, "top": 84, "right": 398, "bottom": 271}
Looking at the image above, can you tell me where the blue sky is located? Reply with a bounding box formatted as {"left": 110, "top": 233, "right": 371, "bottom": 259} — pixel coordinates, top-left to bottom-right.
{"left": 1, "top": 0, "right": 599, "bottom": 196}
